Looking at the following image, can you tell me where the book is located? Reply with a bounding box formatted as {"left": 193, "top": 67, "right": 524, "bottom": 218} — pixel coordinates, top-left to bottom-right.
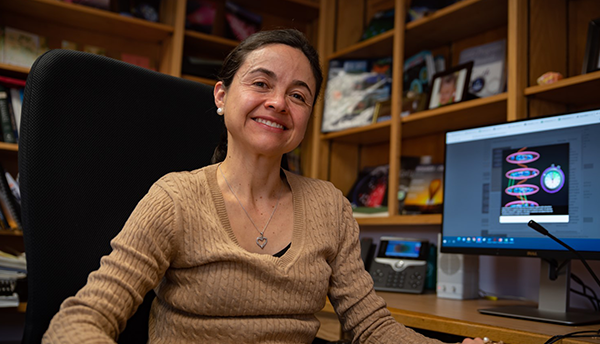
{"left": 0, "top": 85, "right": 17, "bottom": 143}
{"left": 61, "top": 40, "right": 78, "bottom": 51}
{"left": 224, "top": 1, "right": 262, "bottom": 41}
{"left": 402, "top": 51, "right": 435, "bottom": 116}
{"left": 181, "top": 56, "right": 223, "bottom": 79}
{"left": 186, "top": 0, "right": 217, "bottom": 34}
{"left": 458, "top": 39, "right": 507, "bottom": 98}
{"left": 3, "top": 27, "right": 45, "bottom": 68}
{"left": 121, "top": 53, "right": 155, "bottom": 71}
{"left": 0, "top": 200, "right": 10, "bottom": 230}
{"left": 321, "top": 57, "right": 393, "bottom": 132}
{"left": 361, "top": 8, "right": 394, "bottom": 41}
{"left": 84, "top": 44, "right": 107, "bottom": 56}
{"left": 0, "top": 164, "right": 20, "bottom": 229}
{"left": 4, "top": 171, "right": 20, "bottom": 205}
{"left": 398, "top": 156, "right": 422, "bottom": 213}
{"left": 0, "top": 250, "right": 26, "bottom": 273}
{"left": 8, "top": 87, "right": 23, "bottom": 136}
{"left": 403, "top": 50, "right": 435, "bottom": 96}
{"left": 347, "top": 165, "right": 389, "bottom": 217}
{"left": 402, "top": 163, "right": 444, "bottom": 214}
{"left": 407, "top": 0, "right": 458, "bottom": 22}
{"left": 0, "top": 27, "right": 4, "bottom": 64}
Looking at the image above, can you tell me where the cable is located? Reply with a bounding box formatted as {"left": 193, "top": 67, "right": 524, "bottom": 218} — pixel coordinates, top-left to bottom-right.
{"left": 571, "top": 273, "right": 600, "bottom": 310}
{"left": 543, "top": 329, "right": 600, "bottom": 344}
{"left": 528, "top": 220, "right": 600, "bottom": 290}
{"left": 570, "top": 288, "right": 598, "bottom": 311}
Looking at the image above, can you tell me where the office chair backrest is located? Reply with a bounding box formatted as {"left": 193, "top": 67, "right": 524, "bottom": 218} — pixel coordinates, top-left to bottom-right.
{"left": 19, "top": 50, "right": 223, "bottom": 343}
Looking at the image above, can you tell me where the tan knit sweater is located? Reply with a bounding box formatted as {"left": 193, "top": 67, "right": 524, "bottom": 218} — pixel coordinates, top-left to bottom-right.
{"left": 43, "top": 164, "right": 445, "bottom": 344}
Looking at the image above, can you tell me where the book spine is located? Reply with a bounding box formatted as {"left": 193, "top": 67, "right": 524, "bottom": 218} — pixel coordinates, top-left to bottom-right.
{"left": 0, "top": 164, "right": 20, "bottom": 230}
{"left": 0, "top": 86, "right": 16, "bottom": 143}
{"left": 9, "top": 88, "right": 22, "bottom": 136}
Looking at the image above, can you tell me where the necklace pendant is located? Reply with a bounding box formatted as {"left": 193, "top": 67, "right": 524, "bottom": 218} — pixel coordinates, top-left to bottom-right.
{"left": 256, "top": 235, "right": 268, "bottom": 249}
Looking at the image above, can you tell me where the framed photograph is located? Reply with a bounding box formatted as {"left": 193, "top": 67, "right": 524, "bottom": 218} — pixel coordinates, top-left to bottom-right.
{"left": 427, "top": 61, "right": 473, "bottom": 110}
{"left": 582, "top": 18, "right": 600, "bottom": 74}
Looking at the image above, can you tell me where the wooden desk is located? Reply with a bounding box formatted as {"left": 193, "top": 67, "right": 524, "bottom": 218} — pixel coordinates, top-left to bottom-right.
{"left": 319, "top": 292, "right": 600, "bottom": 344}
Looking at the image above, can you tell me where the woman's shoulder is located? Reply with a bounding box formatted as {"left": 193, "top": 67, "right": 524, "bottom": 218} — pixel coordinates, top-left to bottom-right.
{"left": 284, "top": 170, "right": 343, "bottom": 202}
{"left": 154, "top": 164, "right": 217, "bottom": 193}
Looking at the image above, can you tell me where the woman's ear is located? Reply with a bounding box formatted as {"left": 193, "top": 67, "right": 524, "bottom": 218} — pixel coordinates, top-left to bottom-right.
{"left": 214, "top": 81, "right": 226, "bottom": 110}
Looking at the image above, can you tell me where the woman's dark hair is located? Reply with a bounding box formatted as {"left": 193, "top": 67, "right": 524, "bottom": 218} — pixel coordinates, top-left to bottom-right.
{"left": 211, "top": 29, "right": 323, "bottom": 164}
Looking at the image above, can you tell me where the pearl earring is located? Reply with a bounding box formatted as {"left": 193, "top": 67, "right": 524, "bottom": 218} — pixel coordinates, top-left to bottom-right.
{"left": 217, "top": 107, "right": 224, "bottom": 116}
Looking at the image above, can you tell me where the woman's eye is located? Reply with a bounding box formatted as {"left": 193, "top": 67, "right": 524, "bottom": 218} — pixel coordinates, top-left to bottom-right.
{"left": 291, "top": 93, "right": 306, "bottom": 102}
{"left": 254, "top": 81, "right": 267, "bottom": 87}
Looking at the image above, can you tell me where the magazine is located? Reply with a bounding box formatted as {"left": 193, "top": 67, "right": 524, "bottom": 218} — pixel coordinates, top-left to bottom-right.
{"left": 321, "top": 57, "right": 392, "bottom": 133}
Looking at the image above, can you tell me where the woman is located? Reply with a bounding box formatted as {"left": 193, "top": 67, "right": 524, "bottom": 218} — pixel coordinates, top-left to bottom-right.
{"left": 43, "top": 29, "right": 484, "bottom": 343}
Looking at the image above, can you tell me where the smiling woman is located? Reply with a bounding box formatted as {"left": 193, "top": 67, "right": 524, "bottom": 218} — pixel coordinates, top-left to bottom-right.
{"left": 42, "top": 29, "right": 482, "bottom": 344}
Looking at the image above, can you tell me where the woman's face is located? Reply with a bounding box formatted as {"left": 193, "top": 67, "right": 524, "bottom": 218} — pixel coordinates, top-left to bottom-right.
{"left": 214, "top": 44, "right": 316, "bottom": 159}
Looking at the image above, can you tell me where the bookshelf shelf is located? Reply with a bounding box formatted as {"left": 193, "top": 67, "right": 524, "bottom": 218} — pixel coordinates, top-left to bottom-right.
{"left": 524, "top": 71, "right": 600, "bottom": 105}
{"left": 0, "top": 0, "right": 174, "bottom": 42}
{"left": 0, "top": 143, "right": 18, "bottom": 153}
{"left": 356, "top": 214, "right": 442, "bottom": 226}
{"left": 321, "top": 121, "right": 392, "bottom": 144}
{"left": 0, "top": 229, "right": 22, "bottom": 237}
{"left": 328, "top": 30, "right": 394, "bottom": 60}
{"left": 0, "top": 63, "right": 29, "bottom": 77}
{"left": 404, "top": 0, "right": 507, "bottom": 57}
{"left": 184, "top": 30, "right": 239, "bottom": 58}
{"left": 401, "top": 93, "right": 508, "bottom": 139}
{"left": 181, "top": 74, "right": 216, "bottom": 86}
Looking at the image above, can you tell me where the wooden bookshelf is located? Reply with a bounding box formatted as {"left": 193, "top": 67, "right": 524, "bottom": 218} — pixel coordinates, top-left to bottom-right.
{"left": 310, "top": 0, "right": 600, "bottom": 228}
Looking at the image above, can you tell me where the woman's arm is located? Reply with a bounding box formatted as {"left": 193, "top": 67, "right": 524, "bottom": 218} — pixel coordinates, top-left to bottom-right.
{"left": 43, "top": 182, "right": 179, "bottom": 343}
{"left": 327, "top": 192, "right": 447, "bottom": 344}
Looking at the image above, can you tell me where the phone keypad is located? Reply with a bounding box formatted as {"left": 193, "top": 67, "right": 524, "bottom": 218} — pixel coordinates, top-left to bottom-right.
{"left": 370, "top": 265, "right": 426, "bottom": 293}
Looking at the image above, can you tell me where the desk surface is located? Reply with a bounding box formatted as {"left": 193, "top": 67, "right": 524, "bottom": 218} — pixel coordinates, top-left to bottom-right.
{"left": 323, "top": 292, "right": 600, "bottom": 344}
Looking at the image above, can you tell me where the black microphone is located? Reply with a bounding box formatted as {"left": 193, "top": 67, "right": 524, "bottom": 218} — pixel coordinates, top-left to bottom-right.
{"left": 528, "top": 220, "right": 600, "bottom": 289}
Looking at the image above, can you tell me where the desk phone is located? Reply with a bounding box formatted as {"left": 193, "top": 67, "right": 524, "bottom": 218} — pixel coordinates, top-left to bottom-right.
{"left": 368, "top": 236, "right": 429, "bottom": 294}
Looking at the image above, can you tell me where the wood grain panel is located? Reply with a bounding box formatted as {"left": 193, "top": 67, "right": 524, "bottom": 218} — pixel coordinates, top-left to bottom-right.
{"left": 322, "top": 293, "right": 600, "bottom": 343}
{"left": 335, "top": 0, "right": 366, "bottom": 51}
{"left": 360, "top": 143, "right": 390, "bottom": 169}
{"left": 401, "top": 133, "right": 444, "bottom": 164}
{"left": 568, "top": 0, "right": 600, "bottom": 77}
{"left": 329, "top": 142, "right": 359, "bottom": 195}
{"left": 529, "top": 0, "right": 567, "bottom": 84}
{"left": 506, "top": 0, "right": 527, "bottom": 122}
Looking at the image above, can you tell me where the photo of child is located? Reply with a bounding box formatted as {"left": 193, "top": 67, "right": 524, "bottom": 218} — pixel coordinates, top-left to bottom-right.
{"left": 438, "top": 73, "right": 457, "bottom": 105}
{"left": 427, "top": 62, "right": 472, "bottom": 110}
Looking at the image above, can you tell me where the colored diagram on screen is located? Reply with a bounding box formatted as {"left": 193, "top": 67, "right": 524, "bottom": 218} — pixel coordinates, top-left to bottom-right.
{"left": 500, "top": 143, "right": 569, "bottom": 223}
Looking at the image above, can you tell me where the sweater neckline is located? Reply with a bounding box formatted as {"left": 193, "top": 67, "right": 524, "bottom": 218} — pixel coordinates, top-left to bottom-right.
{"left": 205, "top": 163, "right": 304, "bottom": 268}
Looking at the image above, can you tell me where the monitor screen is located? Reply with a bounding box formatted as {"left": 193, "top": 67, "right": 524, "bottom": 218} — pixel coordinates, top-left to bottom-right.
{"left": 441, "top": 109, "right": 600, "bottom": 260}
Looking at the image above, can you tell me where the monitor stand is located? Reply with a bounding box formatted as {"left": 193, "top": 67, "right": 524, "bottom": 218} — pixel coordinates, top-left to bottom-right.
{"left": 478, "top": 259, "right": 600, "bottom": 325}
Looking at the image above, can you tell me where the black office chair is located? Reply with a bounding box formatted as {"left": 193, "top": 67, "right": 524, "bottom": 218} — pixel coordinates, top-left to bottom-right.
{"left": 19, "top": 49, "right": 223, "bottom": 343}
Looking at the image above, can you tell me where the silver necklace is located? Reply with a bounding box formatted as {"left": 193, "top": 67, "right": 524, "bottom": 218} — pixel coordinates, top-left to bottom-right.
{"left": 218, "top": 164, "right": 283, "bottom": 249}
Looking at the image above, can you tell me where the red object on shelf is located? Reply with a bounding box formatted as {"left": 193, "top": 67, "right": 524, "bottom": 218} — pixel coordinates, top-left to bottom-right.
{"left": 0, "top": 76, "right": 26, "bottom": 88}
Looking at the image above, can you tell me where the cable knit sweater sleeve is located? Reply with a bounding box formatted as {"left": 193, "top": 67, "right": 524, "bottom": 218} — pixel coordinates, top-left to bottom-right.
{"left": 43, "top": 180, "right": 178, "bottom": 343}
{"left": 327, "top": 189, "right": 445, "bottom": 344}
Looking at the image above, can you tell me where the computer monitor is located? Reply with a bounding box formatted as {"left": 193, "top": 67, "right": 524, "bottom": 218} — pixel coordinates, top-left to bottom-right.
{"left": 441, "top": 108, "right": 600, "bottom": 325}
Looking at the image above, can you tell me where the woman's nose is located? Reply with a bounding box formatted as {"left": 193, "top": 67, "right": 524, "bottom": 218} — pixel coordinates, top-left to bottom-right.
{"left": 264, "top": 91, "right": 287, "bottom": 113}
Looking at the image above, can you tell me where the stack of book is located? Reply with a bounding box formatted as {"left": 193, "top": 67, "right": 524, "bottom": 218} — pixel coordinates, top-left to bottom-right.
{"left": 0, "top": 249, "right": 26, "bottom": 308}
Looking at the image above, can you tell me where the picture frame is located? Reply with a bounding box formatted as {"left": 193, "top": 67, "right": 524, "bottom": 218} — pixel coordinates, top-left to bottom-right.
{"left": 427, "top": 61, "right": 473, "bottom": 110}
{"left": 373, "top": 99, "right": 392, "bottom": 123}
{"left": 582, "top": 18, "right": 600, "bottom": 74}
